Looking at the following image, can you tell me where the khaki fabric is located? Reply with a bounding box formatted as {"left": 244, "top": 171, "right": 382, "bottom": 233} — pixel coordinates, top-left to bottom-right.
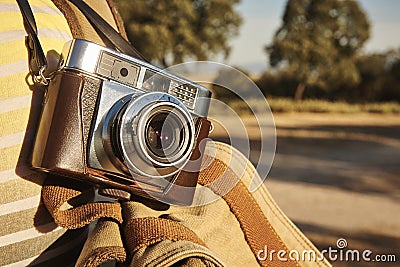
{"left": 130, "top": 240, "right": 224, "bottom": 267}
{"left": 76, "top": 219, "right": 126, "bottom": 267}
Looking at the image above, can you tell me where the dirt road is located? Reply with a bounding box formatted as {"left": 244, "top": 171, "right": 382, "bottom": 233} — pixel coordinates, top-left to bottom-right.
{"left": 211, "top": 113, "right": 400, "bottom": 266}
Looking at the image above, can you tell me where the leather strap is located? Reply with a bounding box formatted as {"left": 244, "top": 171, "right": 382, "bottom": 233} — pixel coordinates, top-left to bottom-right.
{"left": 16, "top": 0, "right": 47, "bottom": 81}
{"left": 68, "top": 0, "right": 145, "bottom": 60}
{"left": 16, "top": 0, "right": 145, "bottom": 86}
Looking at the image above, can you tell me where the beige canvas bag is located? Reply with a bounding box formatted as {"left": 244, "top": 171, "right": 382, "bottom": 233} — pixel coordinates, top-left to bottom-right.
{"left": 42, "top": 141, "right": 332, "bottom": 267}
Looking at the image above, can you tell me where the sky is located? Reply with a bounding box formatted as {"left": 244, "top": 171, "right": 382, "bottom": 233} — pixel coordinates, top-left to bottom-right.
{"left": 225, "top": 0, "right": 400, "bottom": 75}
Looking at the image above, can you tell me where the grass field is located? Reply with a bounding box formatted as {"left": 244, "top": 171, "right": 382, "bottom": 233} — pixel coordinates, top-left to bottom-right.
{"left": 224, "top": 97, "right": 400, "bottom": 114}
{"left": 269, "top": 98, "right": 400, "bottom": 113}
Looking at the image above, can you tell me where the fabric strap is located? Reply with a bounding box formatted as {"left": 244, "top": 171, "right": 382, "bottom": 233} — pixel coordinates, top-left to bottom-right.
{"left": 198, "top": 158, "right": 299, "bottom": 267}
{"left": 41, "top": 180, "right": 126, "bottom": 266}
{"left": 124, "top": 217, "right": 207, "bottom": 254}
{"left": 41, "top": 184, "right": 123, "bottom": 229}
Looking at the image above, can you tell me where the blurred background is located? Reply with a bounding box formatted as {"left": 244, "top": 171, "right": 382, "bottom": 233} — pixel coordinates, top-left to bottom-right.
{"left": 115, "top": 0, "right": 399, "bottom": 266}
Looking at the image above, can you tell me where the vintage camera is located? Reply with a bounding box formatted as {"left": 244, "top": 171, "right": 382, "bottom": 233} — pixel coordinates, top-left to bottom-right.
{"left": 31, "top": 39, "right": 212, "bottom": 205}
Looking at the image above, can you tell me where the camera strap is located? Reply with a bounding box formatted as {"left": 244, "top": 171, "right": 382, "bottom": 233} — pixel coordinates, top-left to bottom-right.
{"left": 16, "top": 0, "right": 49, "bottom": 85}
{"left": 16, "top": 0, "right": 145, "bottom": 86}
{"left": 68, "top": 0, "right": 145, "bottom": 60}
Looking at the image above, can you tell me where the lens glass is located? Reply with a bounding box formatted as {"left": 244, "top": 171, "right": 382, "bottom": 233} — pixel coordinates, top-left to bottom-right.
{"left": 145, "top": 112, "right": 183, "bottom": 159}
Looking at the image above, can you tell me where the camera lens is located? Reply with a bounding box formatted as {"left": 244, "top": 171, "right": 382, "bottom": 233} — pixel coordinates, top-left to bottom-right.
{"left": 146, "top": 112, "right": 182, "bottom": 158}
{"left": 146, "top": 113, "right": 172, "bottom": 152}
{"left": 109, "top": 92, "right": 195, "bottom": 178}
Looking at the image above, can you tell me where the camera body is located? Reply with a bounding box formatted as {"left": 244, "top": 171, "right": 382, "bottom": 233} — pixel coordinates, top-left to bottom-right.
{"left": 31, "top": 39, "right": 211, "bottom": 205}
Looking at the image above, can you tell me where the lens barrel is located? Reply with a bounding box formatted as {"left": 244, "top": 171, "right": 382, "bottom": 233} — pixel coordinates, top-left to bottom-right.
{"left": 109, "top": 92, "right": 195, "bottom": 178}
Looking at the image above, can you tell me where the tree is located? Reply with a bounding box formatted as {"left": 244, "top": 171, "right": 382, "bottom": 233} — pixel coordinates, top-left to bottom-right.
{"left": 212, "top": 67, "right": 252, "bottom": 100}
{"left": 354, "top": 53, "right": 387, "bottom": 101}
{"left": 115, "top": 0, "right": 242, "bottom": 66}
{"left": 267, "top": 0, "right": 370, "bottom": 100}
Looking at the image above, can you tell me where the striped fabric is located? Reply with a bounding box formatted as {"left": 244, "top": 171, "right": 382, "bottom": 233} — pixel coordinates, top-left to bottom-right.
{"left": 0, "top": 0, "right": 85, "bottom": 265}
